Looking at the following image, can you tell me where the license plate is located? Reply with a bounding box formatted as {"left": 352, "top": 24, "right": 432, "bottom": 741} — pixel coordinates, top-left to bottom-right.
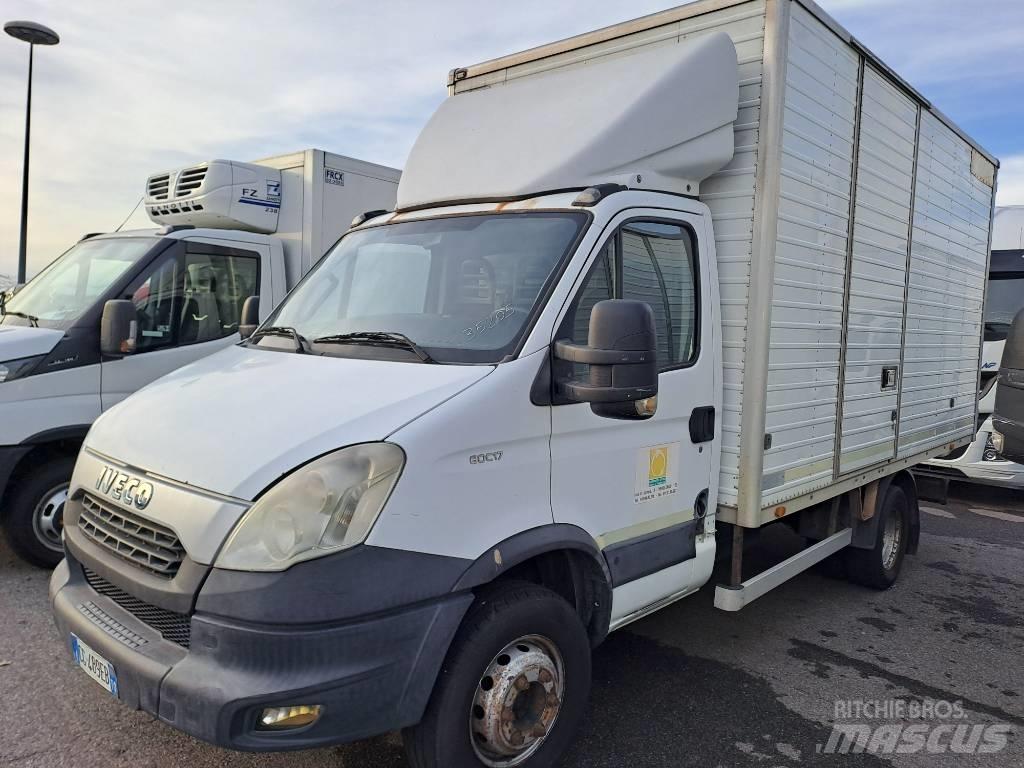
{"left": 70, "top": 633, "right": 119, "bottom": 697}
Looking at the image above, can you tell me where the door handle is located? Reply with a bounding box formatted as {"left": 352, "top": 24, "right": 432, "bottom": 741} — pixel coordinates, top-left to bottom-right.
{"left": 689, "top": 406, "right": 715, "bottom": 443}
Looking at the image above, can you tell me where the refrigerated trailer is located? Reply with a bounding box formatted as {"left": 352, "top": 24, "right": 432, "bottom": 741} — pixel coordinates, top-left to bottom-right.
{"left": 0, "top": 149, "right": 399, "bottom": 566}
{"left": 51, "top": 2, "right": 996, "bottom": 766}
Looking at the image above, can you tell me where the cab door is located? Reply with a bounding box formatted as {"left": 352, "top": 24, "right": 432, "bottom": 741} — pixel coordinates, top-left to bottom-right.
{"left": 100, "top": 239, "right": 265, "bottom": 410}
{"left": 549, "top": 209, "right": 716, "bottom": 624}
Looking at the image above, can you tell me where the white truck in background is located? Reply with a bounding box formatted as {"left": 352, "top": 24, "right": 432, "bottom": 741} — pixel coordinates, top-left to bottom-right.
{"left": 0, "top": 149, "right": 400, "bottom": 566}
{"left": 920, "top": 206, "right": 1024, "bottom": 491}
{"left": 50, "top": 2, "right": 995, "bottom": 766}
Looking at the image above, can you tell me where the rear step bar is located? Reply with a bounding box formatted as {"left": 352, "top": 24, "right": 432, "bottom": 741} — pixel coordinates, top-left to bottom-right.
{"left": 714, "top": 528, "right": 852, "bottom": 611}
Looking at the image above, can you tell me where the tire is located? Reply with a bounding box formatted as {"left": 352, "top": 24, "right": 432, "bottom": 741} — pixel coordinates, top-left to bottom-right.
{"left": 845, "top": 484, "right": 909, "bottom": 590}
{"left": 3, "top": 456, "right": 74, "bottom": 568}
{"left": 403, "top": 581, "right": 592, "bottom": 768}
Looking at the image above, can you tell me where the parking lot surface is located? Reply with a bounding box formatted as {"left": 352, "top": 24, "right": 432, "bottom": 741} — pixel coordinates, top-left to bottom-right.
{"left": 1, "top": 483, "right": 1021, "bottom": 767}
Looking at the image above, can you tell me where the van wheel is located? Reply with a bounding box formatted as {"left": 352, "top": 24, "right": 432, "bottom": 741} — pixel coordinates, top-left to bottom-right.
{"left": 845, "top": 485, "right": 909, "bottom": 590}
{"left": 3, "top": 456, "right": 74, "bottom": 568}
{"left": 404, "top": 581, "right": 591, "bottom": 768}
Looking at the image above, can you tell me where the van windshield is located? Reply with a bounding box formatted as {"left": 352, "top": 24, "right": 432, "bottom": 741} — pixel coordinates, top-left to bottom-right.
{"left": 1, "top": 238, "right": 152, "bottom": 331}
{"left": 984, "top": 272, "right": 1024, "bottom": 342}
{"left": 262, "top": 212, "right": 587, "bottom": 363}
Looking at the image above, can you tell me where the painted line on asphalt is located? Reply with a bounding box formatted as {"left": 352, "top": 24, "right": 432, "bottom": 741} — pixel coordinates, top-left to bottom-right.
{"left": 920, "top": 505, "right": 956, "bottom": 518}
{"left": 969, "top": 507, "right": 1024, "bottom": 523}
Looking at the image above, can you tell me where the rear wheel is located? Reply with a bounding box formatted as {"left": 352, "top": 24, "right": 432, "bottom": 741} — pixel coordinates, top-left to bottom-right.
{"left": 3, "top": 456, "right": 74, "bottom": 568}
{"left": 845, "top": 484, "right": 909, "bottom": 589}
{"left": 404, "top": 581, "right": 591, "bottom": 768}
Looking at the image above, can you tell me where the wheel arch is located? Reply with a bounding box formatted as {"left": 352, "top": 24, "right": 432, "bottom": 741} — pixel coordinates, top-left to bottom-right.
{"left": 453, "top": 524, "right": 613, "bottom": 648}
{"left": 849, "top": 470, "right": 920, "bottom": 554}
{"left": 0, "top": 426, "right": 89, "bottom": 520}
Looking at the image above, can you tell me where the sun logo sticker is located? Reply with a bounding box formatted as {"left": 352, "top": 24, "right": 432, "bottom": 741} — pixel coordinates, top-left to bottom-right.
{"left": 648, "top": 447, "right": 669, "bottom": 487}
{"left": 634, "top": 443, "right": 679, "bottom": 503}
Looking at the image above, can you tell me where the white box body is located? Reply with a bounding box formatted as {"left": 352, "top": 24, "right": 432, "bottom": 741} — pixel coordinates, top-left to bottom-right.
{"left": 449, "top": 0, "right": 997, "bottom": 525}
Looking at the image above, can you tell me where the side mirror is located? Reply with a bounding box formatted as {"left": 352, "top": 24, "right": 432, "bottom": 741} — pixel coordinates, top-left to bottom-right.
{"left": 993, "top": 308, "right": 1024, "bottom": 463}
{"left": 100, "top": 300, "right": 138, "bottom": 356}
{"left": 239, "top": 295, "right": 260, "bottom": 340}
{"left": 554, "top": 299, "right": 658, "bottom": 420}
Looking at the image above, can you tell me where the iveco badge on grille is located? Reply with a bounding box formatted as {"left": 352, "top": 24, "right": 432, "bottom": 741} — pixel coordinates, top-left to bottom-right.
{"left": 95, "top": 466, "right": 153, "bottom": 510}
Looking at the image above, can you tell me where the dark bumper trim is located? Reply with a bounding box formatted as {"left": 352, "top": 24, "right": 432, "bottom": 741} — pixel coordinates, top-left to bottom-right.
{"left": 51, "top": 549, "right": 473, "bottom": 750}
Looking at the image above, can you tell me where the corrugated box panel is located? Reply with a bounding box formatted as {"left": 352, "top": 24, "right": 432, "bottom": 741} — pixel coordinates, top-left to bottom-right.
{"left": 759, "top": 2, "right": 858, "bottom": 505}
{"left": 837, "top": 68, "right": 917, "bottom": 474}
{"left": 692, "top": 3, "right": 768, "bottom": 506}
{"left": 898, "top": 112, "right": 990, "bottom": 457}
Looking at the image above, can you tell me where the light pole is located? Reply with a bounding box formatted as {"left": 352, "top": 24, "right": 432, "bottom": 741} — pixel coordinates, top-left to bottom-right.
{"left": 4, "top": 20, "right": 59, "bottom": 285}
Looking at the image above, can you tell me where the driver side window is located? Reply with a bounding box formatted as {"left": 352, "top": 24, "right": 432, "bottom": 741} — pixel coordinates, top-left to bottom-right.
{"left": 563, "top": 219, "right": 699, "bottom": 371}
{"left": 129, "top": 246, "right": 260, "bottom": 353}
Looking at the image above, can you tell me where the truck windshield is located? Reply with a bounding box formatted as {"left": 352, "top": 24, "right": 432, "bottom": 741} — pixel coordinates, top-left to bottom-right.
{"left": 984, "top": 272, "right": 1024, "bottom": 342}
{"left": 263, "top": 212, "right": 587, "bottom": 363}
{"left": 1, "top": 238, "right": 151, "bottom": 331}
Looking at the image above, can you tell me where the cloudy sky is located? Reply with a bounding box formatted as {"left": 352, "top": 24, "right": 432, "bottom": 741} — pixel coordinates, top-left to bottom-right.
{"left": 1, "top": 0, "right": 1022, "bottom": 280}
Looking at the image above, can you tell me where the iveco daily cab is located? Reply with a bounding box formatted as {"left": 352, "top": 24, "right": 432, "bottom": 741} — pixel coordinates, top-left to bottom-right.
{"left": 0, "top": 149, "right": 399, "bottom": 566}
{"left": 51, "top": 2, "right": 996, "bottom": 766}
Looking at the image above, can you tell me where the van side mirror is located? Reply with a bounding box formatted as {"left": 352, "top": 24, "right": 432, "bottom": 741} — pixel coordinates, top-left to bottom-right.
{"left": 239, "top": 295, "right": 260, "bottom": 339}
{"left": 993, "top": 308, "right": 1024, "bottom": 463}
{"left": 100, "top": 300, "right": 138, "bottom": 356}
{"left": 554, "top": 299, "right": 658, "bottom": 420}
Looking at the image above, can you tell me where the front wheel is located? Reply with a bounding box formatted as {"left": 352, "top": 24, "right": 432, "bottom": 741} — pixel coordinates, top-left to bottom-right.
{"left": 3, "top": 456, "right": 75, "bottom": 568}
{"left": 404, "top": 581, "right": 592, "bottom": 768}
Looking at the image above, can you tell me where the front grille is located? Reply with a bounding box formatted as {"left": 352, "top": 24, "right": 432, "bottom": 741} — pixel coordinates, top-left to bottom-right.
{"left": 78, "top": 493, "right": 185, "bottom": 578}
{"left": 84, "top": 569, "right": 192, "bottom": 648}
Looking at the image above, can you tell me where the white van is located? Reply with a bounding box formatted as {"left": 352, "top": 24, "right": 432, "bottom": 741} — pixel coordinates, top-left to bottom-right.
{"left": 0, "top": 150, "right": 399, "bottom": 566}
{"left": 50, "top": 2, "right": 995, "bottom": 766}
{"left": 921, "top": 206, "right": 1024, "bottom": 490}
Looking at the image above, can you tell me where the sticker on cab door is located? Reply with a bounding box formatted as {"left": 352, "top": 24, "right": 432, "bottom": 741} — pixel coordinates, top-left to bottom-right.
{"left": 634, "top": 443, "right": 680, "bottom": 504}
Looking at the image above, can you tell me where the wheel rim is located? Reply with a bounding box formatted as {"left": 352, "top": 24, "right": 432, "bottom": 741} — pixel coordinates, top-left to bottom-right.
{"left": 32, "top": 483, "right": 69, "bottom": 553}
{"left": 881, "top": 505, "right": 903, "bottom": 571}
{"left": 469, "top": 634, "right": 565, "bottom": 767}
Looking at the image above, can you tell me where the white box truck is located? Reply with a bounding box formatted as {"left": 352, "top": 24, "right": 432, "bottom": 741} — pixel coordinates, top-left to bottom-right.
{"left": 50, "top": 2, "right": 996, "bottom": 765}
{"left": 1, "top": 149, "right": 399, "bottom": 566}
{"left": 920, "top": 206, "right": 1024, "bottom": 490}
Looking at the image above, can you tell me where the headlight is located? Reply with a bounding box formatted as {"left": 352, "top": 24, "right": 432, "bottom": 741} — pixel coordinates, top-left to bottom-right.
{"left": 0, "top": 355, "right": 44, "bottom": 383}
{"left": 991, "top": 429, "right": 1005, "bottom": 454}
{"left": 215, "top": 443, "right": 404, "bottom": 571}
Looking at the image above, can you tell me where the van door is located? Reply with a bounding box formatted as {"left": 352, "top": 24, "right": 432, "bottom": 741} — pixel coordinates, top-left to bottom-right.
{"left": 550, "top": 210, "right": 715, "bottom": 624}
{"left": 100, "top": 240, "right": 264, "bottom": 410}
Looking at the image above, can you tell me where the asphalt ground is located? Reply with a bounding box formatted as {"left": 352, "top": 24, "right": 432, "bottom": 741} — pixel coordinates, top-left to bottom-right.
{"left": 1, "top": 481, "right": 1021, "bottom": 767}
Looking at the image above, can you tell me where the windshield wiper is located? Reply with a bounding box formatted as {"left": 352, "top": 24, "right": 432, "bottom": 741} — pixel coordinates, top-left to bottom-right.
{"left": 0, "top": 308, "right": 39, "bottom": 327}
{"left": 250, "top": 325, "right": 311, "bottom": 353}
{"left": 313, "top": 331, "right": 434, "bottom": 363}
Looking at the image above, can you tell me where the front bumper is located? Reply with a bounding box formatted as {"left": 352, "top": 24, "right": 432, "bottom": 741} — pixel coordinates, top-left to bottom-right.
{"left": 922, "top": 424, "right": 1024, "bottom": 489}
{"left": 50, "top": 548, "right": 472, "bottom": 750}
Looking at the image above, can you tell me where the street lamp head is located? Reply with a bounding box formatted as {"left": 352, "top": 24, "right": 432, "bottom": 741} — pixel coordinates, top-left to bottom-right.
{"left": 4, "top": 20, "right": 59, "bottom": 46}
